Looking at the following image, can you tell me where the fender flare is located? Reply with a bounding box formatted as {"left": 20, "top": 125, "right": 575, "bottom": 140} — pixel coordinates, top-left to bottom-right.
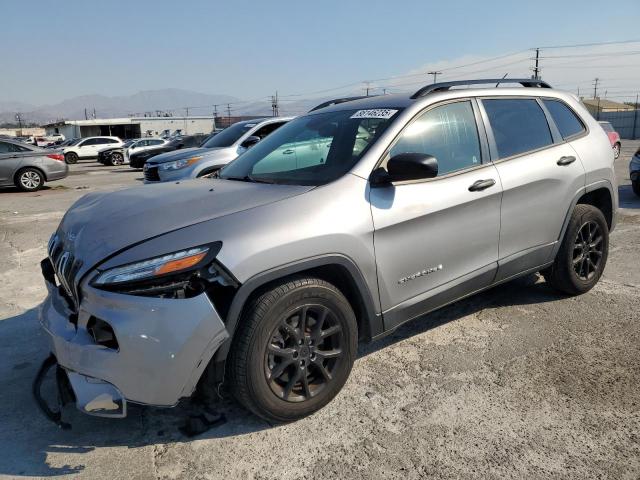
{"left": 551, "top": 179, "right": 616, "bottom": 259}
{"left": 212, "top": 254, "right": 382, "bottom": 363}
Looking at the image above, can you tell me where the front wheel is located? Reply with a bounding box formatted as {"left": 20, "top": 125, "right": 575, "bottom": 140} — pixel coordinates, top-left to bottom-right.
{"left": 110, "top": 152, "right": 124, "bottom": 166}
{"left": 543, "top": 204, "right": 609, "bottom": 295}
{"left": 228, "top": 277, "right": 357, "bottom": 423}
{"left": 64, "top": 152, "right": 78, "bottom": 164}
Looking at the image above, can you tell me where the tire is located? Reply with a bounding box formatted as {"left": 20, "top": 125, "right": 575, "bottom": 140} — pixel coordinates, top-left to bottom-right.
{"left": 15, "top": 168, "right": 44, "bottom": 192}
{"left": 65, "top": 152, "right": 78, "bottom": 164}
{"left": 543, "top": 204, "right": 609, "bottom": 295}
{"left": 110, "top": 152, "right": 124, "bottom": 166}
{"left": 228, "top": 276, "right": 357, "bottom": 423}
{"left": 613, "top": 143, "right": 621, "bottom": 159}
{"left": 632, "top": 179, "right": 640, "bottom": 197}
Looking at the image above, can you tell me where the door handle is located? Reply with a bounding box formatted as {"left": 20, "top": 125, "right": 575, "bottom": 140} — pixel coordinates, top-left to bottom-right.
{"left": 468, "top": 178, "right": 496, "bottom": 192}
{"left": 282, "top": 149, "right": 294, "bottom": 155}
{"left": 557, "top": 156, "right": 576, "bottom": 166}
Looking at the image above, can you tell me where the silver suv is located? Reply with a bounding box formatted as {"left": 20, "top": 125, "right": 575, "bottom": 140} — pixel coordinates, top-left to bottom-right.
{"left": 143, "top": 117, "right": 292, "bottom": 183}
{"left": 37, "top": 79, "right": 617, "bottom": 424}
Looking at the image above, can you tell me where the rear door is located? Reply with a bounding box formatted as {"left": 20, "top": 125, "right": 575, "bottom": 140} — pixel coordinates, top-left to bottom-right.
{"left": 370, "top": 99, "right": 502, "bottom": 329}
{"left": 0, "top": 141, "right": 27, "bottom": 183}
{"left": 479, "top": 97, "right": 586, "bottom": 281}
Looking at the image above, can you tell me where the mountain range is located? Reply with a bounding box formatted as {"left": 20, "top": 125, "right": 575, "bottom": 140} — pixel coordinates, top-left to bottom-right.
{"left": 0, "top": 88, "right": 356, "bottom": 125}
{"left": 0, "top": 89, "right": 242, "bottom": 125}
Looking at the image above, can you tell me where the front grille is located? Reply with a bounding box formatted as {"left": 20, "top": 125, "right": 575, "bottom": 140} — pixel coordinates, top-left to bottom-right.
{"left": 144, "top": 166, "right": 160, "bottom": 182}
{"left": 47, "top": 234, "right": 82, "bottom": 310}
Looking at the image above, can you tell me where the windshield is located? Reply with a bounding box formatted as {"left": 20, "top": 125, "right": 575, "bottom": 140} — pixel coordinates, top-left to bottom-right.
{"left": 201, "top": 121, "right": 257, "bottom": 148}
{"left": 123, "top": 140, "right": 136, "bottom": 147}
{"left": 68, "top": 138, "right": 82, "bottom": 146}
{"left": 219, "top": 109, "right": 400, "bottom": 186}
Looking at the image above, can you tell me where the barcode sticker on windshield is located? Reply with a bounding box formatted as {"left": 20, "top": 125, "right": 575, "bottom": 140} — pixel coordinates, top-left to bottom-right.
{"left": 350, "top": 109, "right": 398, "bottom": 119}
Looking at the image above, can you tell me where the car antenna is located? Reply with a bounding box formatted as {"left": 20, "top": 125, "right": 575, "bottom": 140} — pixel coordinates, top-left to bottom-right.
{"left": 495, "top": 73, "right": 508, "bottom": 88}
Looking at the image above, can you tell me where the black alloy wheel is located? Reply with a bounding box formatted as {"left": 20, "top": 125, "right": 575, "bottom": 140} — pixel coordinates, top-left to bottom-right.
{"left": 265, "top": 304, "right": 344, "bottom": 402}
{"left": 572, "top": 220, "right": 603, "bottom": 281}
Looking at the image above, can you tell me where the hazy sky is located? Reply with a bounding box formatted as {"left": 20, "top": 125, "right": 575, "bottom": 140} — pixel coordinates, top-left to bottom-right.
{"left": 1, "top": 0, "right": 639, "bottom": 106}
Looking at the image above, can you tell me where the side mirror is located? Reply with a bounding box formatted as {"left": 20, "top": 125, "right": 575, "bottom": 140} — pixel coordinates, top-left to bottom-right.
{"left": 130, "top": 145, "right": 136, "bottom": 149}
{"left": 241, "top": 135, "right": 261, "bottom": 149}
{"left": 370, "top": 152, "right": 438, "bottom": 185}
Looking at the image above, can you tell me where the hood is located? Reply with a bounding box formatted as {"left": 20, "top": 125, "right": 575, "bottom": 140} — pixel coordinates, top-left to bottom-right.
{"left": 55, "top": 179, "right": 313, "bottom": 277}
{"left": 147, "top": 147, "right": 225, "bottom": 164}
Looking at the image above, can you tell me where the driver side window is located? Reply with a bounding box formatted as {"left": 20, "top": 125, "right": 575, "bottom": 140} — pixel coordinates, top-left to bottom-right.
{"left": 389, "top": 101, "right": 481, "bottom": 176}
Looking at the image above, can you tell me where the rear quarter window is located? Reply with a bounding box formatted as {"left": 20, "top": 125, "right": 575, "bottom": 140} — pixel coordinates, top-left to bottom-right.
{"left": 482, "top": 98, "right": 553, "bottom": 159}
{"left": 544, "top": 99, "right": 586, "bottom": 139}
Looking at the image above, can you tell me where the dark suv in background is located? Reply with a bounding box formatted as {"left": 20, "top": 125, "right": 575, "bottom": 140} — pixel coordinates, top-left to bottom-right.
{"left": 129, "top": 134, "right": 209, "bottom": 168}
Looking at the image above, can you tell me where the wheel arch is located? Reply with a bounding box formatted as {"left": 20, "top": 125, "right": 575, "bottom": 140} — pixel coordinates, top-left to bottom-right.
{"left": 552, "top": 181, "right": 616, "bottom": 259}
{"left": 212, "top": 255, "right": 382, "bottom": 366}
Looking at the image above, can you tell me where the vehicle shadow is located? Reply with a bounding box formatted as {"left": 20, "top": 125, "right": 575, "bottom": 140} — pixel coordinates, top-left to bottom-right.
{"left": 0, "top": 274, "right": 563, "bottom": 477}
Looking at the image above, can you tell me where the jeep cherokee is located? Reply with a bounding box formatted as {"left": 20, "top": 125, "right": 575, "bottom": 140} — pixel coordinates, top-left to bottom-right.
{"left": 37, "top": 79, "right": 617, "bottom": 424}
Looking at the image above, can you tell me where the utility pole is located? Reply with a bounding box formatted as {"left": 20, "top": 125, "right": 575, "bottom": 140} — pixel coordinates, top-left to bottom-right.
{"left": 382, "top": 88, "right": 387, "bottom": 95}
{"left": 15, "top": 113, "right": 22, "bottom": 131}
{"left": 93, "top": 108, "right": 96, "bottom": 119}
{"left": 226, "top": 104, "right": 232, "bottom": 127}
{"left": 428, "top": 71, "right": 442, "bottom": 83}
{"left": 532, "top": 48, "right": 540, "bottom": 80}
{"left": 633, "top": 93, "right": 639, "bottom": 140}
{"left": 84, "top": 108, "right": 88, "bottom": 120}
{"left": 271, "top": 91, "right": 279, "bottom": 116}
{"left": 593, "top": 78, "right": 599, "bottom": 99}
{"left": 364, "top": 81, "right": 371, "bottom": 96}
{"left": 185, "top": 107, "right": 189, "bottom": 117}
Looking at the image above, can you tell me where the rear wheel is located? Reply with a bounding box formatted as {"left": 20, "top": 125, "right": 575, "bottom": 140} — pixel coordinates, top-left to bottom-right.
{"left": 229, "top": 277, "right": 357, "bottom": 423}
{"left": 543, "top": 204, "right": 609, "bottom": 295}
{"left": 64, "top": 152, "right": 78, "bottom": 164}
{"left": 15, "top": 168, "right": 44, "bottom": 192}
{"left": 613, "top": 143, "right": 621, "bottom": 159}
{"left": 110, "top": 152, "right": 124, "bottom": 166}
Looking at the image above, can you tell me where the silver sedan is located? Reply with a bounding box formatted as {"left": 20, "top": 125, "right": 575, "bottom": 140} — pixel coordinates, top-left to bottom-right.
{"left": 0, "top": 138, "right": 69, "bottom": 191}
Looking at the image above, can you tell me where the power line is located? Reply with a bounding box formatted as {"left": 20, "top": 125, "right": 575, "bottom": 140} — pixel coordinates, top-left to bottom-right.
{"left": 537, "top": 39, "right": 640, "bottom": 49}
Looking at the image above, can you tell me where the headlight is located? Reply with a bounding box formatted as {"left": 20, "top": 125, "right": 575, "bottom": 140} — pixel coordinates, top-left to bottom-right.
{"left": 159, "top": 156, "right": 203, "bottom": 171}
{"left": 93, "top": 246, "right": 209, "bottom": 285}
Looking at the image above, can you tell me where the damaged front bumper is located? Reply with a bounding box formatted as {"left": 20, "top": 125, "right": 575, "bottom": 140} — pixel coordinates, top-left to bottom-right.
{"left": 36, "top": 259, "right": 229, "bottom": 420}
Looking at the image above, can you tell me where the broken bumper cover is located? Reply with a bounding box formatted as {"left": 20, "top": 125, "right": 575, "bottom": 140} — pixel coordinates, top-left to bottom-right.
{"left": 38, "top": 262, "right": 229, "bottom": 418}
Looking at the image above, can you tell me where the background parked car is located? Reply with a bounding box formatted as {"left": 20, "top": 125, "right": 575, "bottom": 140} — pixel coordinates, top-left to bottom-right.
{"left": 599, "top": 121, "right": 622, "bottom": 159}
{"left": 0, "top": 138, "right": 68, "bottom": 191}
{"left": 128, "top": 134, "right": 209, "bottom": 168}
{"left": 97, "top": 139, "right": 138, "bottom": 165}
{"left": 143, "top": 117, "right": 291, "bottom": 182}
{"left": 63, "top": 136, "right": 123, "bottom": 164}
{"left": 630, "top": 147, "right": 640, "bottom": 197}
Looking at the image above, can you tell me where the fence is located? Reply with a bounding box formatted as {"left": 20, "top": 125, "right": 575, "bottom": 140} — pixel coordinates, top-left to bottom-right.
{"left": 598, "top": 110, "right": 640, "bottom": 140}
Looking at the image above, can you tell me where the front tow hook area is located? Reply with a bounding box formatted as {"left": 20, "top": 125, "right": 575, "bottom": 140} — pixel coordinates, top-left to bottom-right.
{"left": 33, "top": 354, "right": 73, "bottom": 429}
{"left": 33, "top": 354, "right": 127, "bottom": 429}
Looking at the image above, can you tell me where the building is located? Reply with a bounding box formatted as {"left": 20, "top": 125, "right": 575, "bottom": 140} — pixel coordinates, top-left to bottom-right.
{"left": 0, "top": 127, "right": 45, "bottom": 138}
{"left": 42, "top": 116, "right": 215, "bottom": 140}
{"left": 582, "top": 98, "right": 634, "bottom": 116}
{"left": 214, "top": 115, "right": 265, "bottom": 128}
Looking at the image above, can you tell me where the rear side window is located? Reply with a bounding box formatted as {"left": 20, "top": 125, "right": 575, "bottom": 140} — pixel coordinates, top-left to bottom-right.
{"left": 599, "top": 122, "right": 614, "bottom": 133}
{"left": 483, "top": 99, "right": 553, "bottom": 159}
{"left": 544, "top": 99, "right": 585, "bottom": 139}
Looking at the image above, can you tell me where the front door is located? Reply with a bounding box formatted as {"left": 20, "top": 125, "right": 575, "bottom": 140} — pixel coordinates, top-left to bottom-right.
{"left": 370, "top": 99, "right": 502, "bottom": 329}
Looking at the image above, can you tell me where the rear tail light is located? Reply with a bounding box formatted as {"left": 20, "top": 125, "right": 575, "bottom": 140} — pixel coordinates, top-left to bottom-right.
{"left": 47, "top": 154, "right": 65, "bottom": 162}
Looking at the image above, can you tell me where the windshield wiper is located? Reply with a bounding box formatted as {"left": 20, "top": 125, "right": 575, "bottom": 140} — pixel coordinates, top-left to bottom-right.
{"left": 222, "top": 175, "right": 278, "bottom": 184}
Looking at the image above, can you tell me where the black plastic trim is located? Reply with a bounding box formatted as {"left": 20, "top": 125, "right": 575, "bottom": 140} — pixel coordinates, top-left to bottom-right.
{"left": 212, "top": 254, "right": 381, "bottom": 362}
{"left": 411, "top": 78, "right": 552, "bottom": 99}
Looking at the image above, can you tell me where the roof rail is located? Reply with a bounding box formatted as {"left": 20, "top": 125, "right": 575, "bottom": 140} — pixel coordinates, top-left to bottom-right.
{"left": 308, "top": 96, "right": 373, "bottom": 112}
{"left": 410, "top": 78, "right": 552, "bottom": 99}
